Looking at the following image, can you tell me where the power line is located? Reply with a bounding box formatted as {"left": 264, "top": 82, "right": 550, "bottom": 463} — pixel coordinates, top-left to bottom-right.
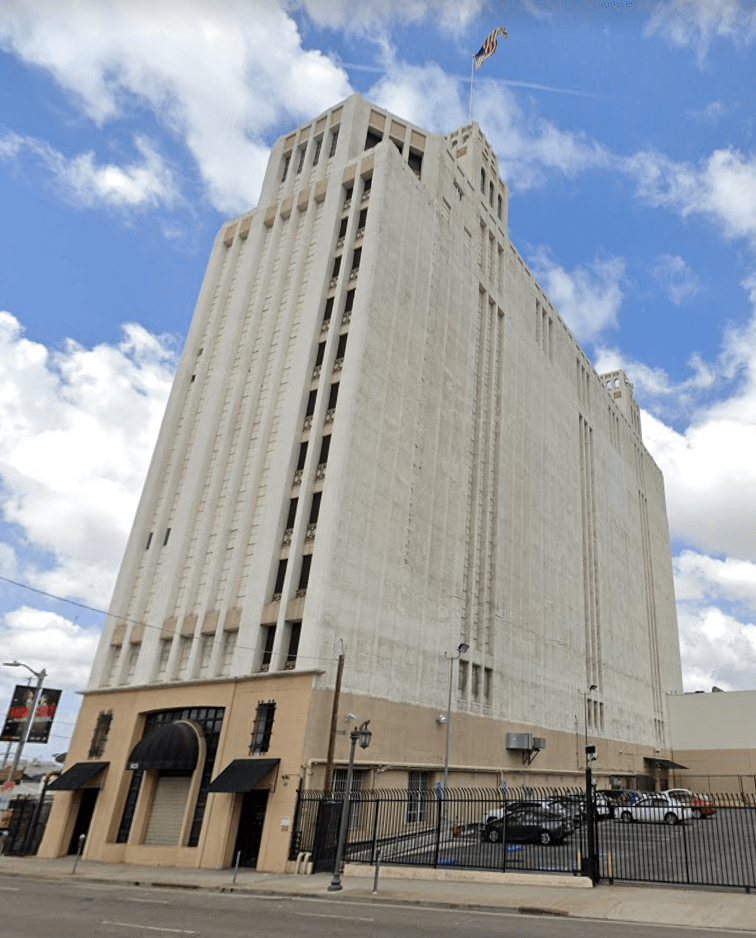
{"left": 0, "top": 573, "right": 338, "bottom": 665}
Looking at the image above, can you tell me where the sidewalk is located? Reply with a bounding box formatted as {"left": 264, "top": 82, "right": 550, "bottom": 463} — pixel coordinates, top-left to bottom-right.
{"left": 1, "top": 854, "right": 754, "bottom": 932}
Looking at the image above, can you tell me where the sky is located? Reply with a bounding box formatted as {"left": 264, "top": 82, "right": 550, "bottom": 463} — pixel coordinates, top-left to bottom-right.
{"left": 2, "top": 0, "right": 756, "bottom": 760}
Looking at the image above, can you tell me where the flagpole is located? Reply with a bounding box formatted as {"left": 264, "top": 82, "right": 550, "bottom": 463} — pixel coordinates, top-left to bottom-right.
{"left": 469, "top": 54, "right": 475, "bottom": 125}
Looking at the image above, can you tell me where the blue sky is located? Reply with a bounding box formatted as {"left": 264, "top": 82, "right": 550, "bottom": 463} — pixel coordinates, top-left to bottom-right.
{"left": 2, "top": 0, "right": 756, "bottom": 759}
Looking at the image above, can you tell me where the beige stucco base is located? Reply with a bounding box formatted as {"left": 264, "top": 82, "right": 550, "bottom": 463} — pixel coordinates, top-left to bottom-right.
{"left": 343, "top": 863, "right": 593, "bottom": 888}
{"left": 39, "top": 673, "right": 674, "bottom": 874}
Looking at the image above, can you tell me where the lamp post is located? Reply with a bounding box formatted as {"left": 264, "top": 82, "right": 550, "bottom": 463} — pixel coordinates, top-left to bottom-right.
{"left": 3, "top": 661, "right": 47, "bottom": 789}
{"left": 443, "top": 642, "right": 469, "bottom": 816}
{"left": 328, "top": 719, "right": 372, "bottom": 892}
{"left": 580, "top": 684, "right": 598, "bottom": 884}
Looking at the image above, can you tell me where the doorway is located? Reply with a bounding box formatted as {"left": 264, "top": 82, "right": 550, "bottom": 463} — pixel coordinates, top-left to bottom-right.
{"left": 68, "top": 788, "right": 99, "bottom": 855}
{"left": 233, "top": 790, "right": 269, "bottom": 868}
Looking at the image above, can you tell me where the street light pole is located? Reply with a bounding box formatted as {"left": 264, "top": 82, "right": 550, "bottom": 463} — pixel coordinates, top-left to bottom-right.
{"left": 3, "top": 661, "right": 47, "bottom": 789}
{"left": 443, "top": 642, "right": 469, "bottom": 817}
{"left": 581, "top": 684, "right": 598, "bottom": 884}
{"left": 328, "top": 720, "right": 372, "bottom": 892}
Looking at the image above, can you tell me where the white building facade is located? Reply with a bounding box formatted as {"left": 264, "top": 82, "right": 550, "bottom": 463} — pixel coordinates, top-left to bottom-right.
{"left": 40, "top": 94, "right": 682, "bottom": 871}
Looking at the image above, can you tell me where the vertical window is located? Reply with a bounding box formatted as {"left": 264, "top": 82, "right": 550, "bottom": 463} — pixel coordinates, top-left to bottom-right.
{"left": 480, "top": 167, "right": 486, "bottom": 193}
{"left": 357, "top": 207, "right": 367, "bottom": 230}
{"left": 323, "top": 297, "right": 334, "bottom": 324}
{"left": 163, "top": 527, "right": 171, "bottom": 546}
{"left": 497, "top": 194, "right": 503, "bottom": 220}
{"left": 489, "top": 181, "right": 494, "bottom": 206}
{"left": 458, "top": 659, "right": 468, "bottom": 695}
{"left": 344, "top": 290, "right": 356, "bottom": 313}
{"left": 315, "top": 342, "right": 326, "bottom": 367}
{"left": 318, "top": 435, "right": 331, "bottom": 465}
{"left": 351, "top": 247, "right": 362, "bottom": 271}
{"left": 362, "top": 176, "right": 372, "bottom": 197}
{"left": 281, "top": 153, "right": 291, "bottom": 181}
{"left": 260, "top": 624, "right": 276, "bottom": 670}
{"left": 313, "top": 136, "right": 322, "bottom": 166}
{"left": 484, "top": 667, "right": 493, "bottom": 704}
{"left": 198, "top": 635, "right": 213, "bottom": 677}
{"left": 407, "top": 771, "right": 430, "bottom": 823}
{"left": 296, "top": 145, "right": 306, "bottom": 174}
{"left": 286, "top": 497, "right": 298, "bottom": 530}
{"left": 336, "top": 332, "right": 348, "bottom": 360}
{"left": 273, "top": 559, "right": 287, "bottom": 596}
{"left": 88, "top": 710, "right": 113, "bottom": 759}
{"left": 123, "top": 643, "right": 140, "bottom": 683}
{"left": 145, "top": 532, "right": 153, "bottom": 550}
{"left": 221, "top": 630, "right": 237, "bottom": 676}
{"left": 305, "top": 390, "right": 317, "bottom": 417}
{"left": 250, "top": 701, "right": 276, "bottom": 753}
{"left": 157, "top": 639, "right": 171, "bottom": 679}
{"left": 338, "top": 217, "right": 348, "bottom": 239}
{"left": 344, "top": 185, "right": 353, "bottom": 205}
{"left": 328, "top": 383, "right": 339, "bottom": 410}
{"left": 104, "top": 644, "right": 122, "bottom": 685}
{"left": 333, "top": 768, "right": 364, "bottom": 829}
{"left": 286, "top": 621, "right": 301, "bottom": 669}
{"left": 298, "top": 554, "right": 312, "bottom": 591}
{"left": 408, "top": 149, "right": 422, "bottom": 176}
{"left": 309, "top": 491, "right": 322, "bottom": 525}
{"left": 329, "top": 128, "right": 339, "bottom": 158}
{"left": 365, "top": 129, "right": 382, "bottom": 150}
{"left": 297, "top": 441, "right": 308, "bottom": 471}
{"left": 177, "top": 636, "right": 192, "bottom": 678}
{"left": 472, "top": 664, "right": 481, "bottom": 700}
{"left": 331, "top": 255, "right": 341, "bottom": 278}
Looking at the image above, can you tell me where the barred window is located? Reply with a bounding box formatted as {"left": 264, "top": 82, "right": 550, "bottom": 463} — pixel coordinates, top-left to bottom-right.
{"left": 407, "top": 770, "right": 431, "bottom": 823}
{"left": 250, "top": 701, "right": 276, "bottom": 754}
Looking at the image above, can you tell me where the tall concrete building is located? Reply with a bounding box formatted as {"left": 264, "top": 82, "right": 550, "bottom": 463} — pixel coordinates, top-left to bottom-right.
{"left": 41, "top": 94, "right": 682, "bottom": 872}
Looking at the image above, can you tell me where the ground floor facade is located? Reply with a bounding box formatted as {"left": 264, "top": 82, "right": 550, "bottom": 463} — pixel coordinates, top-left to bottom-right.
{"left": 39, "top": 673, "right": 677, "bottom": 872}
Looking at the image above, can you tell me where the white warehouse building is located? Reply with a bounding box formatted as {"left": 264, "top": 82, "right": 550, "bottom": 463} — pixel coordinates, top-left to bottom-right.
{"left": 40, "top": 94, "right": 683, "bottom": 872}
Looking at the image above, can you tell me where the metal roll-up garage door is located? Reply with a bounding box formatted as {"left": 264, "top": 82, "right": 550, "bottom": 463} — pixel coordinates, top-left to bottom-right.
{"left": 144, "top": 776, "right": 191, "bottom": 845}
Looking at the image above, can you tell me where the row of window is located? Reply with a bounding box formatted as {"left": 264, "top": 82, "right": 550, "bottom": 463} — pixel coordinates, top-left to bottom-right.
{"left": 480, "top": 167, "right": 504, "bottom": 221}
{"left": 281, "top": 128, "right": 339, "bottom": 182}
{"left": 459, "top": 660, "right": 493, "bottom": 705}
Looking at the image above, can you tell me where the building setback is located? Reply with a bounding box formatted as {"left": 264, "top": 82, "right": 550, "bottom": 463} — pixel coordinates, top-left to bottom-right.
{"left": 40, "top": 94, "right": 683, "bottom": 872}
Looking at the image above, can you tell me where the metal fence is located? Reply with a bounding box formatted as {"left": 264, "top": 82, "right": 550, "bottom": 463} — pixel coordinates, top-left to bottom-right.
{"left": 289, "top": 786, "right": 756, "bottom": 890}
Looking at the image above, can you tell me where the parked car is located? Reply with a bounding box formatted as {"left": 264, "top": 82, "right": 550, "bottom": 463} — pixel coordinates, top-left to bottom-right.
{"left": 663, "top": 789, "right": 715, "bottom": 818}
{"left": 599, "top": 789, "right": 642, "bottom": 818}
{"left": 481, "top": 805, "right": 574, "bottom": 845}
{"left": 618, "top": 792, "right": 693, "bottom": 825}
{"left": 481, "top": 798, "right": 571, "bottom": 826}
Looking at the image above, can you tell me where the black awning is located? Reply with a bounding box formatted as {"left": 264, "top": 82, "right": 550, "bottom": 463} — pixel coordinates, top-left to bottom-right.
{"left": 127, "top": 722, "right": 199, "bottom": 772}
{"left": 47, "top": 762, "right": 109, "bottom": 791}
{"left": 208, "top": 759, "right": 279, "bottom": 793}
{"left": 644, "top": 757, "right": 688, "bottom": 770}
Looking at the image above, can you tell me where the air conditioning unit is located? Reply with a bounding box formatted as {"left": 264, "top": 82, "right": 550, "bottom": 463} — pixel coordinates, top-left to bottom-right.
{"left": 505, "top": 733, "right": 533, "bottom": 751}
{"left": 533, "top": 737, "right": 547, "bottom": 751}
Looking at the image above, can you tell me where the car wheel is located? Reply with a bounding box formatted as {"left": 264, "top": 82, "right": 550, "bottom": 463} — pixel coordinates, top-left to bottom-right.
{"left": 664, "top": 812, "right": 678, "bottom": 826}
{"left": 487, "top": 827, "right": 502, "bottom": 843}
{"left": 538, "top": 830, "right": 553, "bottom": 846}
{"left": 620, "top": 810, "right": 633, "bottom": 823}
{"left": 692, "top": 808, "right": 702, "bottom": 819}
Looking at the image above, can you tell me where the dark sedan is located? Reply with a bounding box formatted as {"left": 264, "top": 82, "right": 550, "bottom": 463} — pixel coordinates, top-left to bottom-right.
{"left": 481, "top": 806, "right": 573, "bottom": 845}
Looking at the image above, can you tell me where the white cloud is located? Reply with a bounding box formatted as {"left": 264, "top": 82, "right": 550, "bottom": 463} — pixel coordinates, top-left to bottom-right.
{"left": 652, "top": 253, "right": 702, "bottom": 305}
{"left": 0, "top": 131, "right": 177, "bottom": 210}
{"left": 626, "top": 147, "right": 756, "bottom": 251}
{"left": 369, "top": 61, "right": 466, "bottom": 136}
{"left": 593, "top": 345, "right": 716, "bottom": 408}
{"left": 295, "top": 0, "right": 488, "bottom": 32}
{"left": 644, "top": 0, "right": 756, "bottom": 64}
{"left": 0, "top": 0, "right": 352, "bottom": 213}
{"left": 0, "top": 607, "right": 100, "bottom": 692}
{"left": 676, "top": 605, "right": 756, "bottom": 692}
{"left": 529, "top": 251, "right": 625, "bottom": 342}
{"left": 675, "top": 551, "right": 756, "bottom": 607}
{"left": 686, "top": 99, "right": 735, "bottom": 123}
{"left": 0, "top": 310, "right": 175, "bottom": 608}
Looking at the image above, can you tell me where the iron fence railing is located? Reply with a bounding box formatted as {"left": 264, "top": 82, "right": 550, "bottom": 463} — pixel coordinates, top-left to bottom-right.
{"left": 290, "top": 786, "right": 756, "bottom": 890}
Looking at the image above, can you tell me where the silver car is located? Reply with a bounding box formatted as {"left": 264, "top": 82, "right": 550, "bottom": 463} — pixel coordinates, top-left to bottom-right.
{"left": 618, "top": 792, "right": 693, "bottom": 825}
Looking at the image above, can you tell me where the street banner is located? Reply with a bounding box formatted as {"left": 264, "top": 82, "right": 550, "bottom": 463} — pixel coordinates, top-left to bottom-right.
{"left": 1, "top": 686, "right": 62, "bottom": 744}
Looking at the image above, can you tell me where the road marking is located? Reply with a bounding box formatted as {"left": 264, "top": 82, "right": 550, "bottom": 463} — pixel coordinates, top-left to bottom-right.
{"left": 124, "top": 898, "right": 170, "bottom": 904}
{"left": 296, "top": 911, "right": 375, "bottom": 923}
{"left": 0, "top": 886, "right": 20, "bottom": 891}
{"left": 101, "top": 923, "right": 196, "bottom": 934}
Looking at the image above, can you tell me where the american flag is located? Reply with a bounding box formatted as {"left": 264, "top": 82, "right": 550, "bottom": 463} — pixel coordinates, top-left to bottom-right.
{"left": 474, "top": 26, "right": 508, "bottom": 70}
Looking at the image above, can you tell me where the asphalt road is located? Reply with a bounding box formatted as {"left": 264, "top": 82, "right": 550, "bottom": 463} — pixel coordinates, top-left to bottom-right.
{"left": 0, "top": 874, "right": 752, "bottom": 938}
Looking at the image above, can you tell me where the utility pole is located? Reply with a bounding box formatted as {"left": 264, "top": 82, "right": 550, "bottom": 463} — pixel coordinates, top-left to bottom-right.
{"left": 323, "top": 651, "right": 344, "bottom": 796}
